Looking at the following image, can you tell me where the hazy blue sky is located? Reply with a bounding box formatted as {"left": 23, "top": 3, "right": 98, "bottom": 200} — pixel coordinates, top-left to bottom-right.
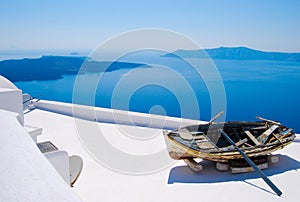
{"left": 1, "top": 0, "right": 299, "bottom": 52}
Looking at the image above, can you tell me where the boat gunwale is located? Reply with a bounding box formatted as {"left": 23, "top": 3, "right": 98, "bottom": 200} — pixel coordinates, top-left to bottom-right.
{"left": 166, "top": 135, "right": 295, "bottom": 161}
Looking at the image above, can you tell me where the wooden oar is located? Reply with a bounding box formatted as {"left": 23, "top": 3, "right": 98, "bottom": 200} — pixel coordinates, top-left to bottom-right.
{"left": 219, "top": 129, "right": 282, "bottom": 196}
{"left": 208, "top": 111, "right": 224, "bottom": 124}
{"left": 256, "top": 116, "right": 281, "bottom": 125}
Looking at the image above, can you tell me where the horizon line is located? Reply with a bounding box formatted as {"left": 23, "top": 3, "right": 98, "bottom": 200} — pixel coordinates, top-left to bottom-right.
{"left": 1, "top": 46, "right": 300, "bottom": 54}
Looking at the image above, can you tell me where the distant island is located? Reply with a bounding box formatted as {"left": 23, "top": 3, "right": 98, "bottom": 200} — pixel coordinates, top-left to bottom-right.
{"left": 69, "top": 52, "right": 80, "bottom": 56}
{"left": 164, "top": 46, "right": 300, "bottom": 62}
{"left": 0, "top": 56, "right": 146, "bottom": 82}
{"left": 1, "top": 47, "right": 299, "bottom": 82}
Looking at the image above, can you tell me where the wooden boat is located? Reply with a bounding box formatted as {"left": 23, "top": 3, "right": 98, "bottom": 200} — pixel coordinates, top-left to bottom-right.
{"left": 164, "top": 113, "right": 295, "bottom": 172}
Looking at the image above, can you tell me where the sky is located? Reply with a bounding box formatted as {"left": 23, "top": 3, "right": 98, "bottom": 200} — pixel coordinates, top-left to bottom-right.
{"left": 0, "top": 0, "right": 300, "bottom": 52}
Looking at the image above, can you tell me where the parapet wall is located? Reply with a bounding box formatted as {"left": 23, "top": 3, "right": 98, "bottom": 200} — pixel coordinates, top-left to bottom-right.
{"left": 34, "top": 100, "right": 206, "bottom": 130}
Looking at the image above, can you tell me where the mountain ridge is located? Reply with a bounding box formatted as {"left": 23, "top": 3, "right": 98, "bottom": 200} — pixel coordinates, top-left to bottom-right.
{"left": 164, "top": 46, "right": 300, "bottom": 61}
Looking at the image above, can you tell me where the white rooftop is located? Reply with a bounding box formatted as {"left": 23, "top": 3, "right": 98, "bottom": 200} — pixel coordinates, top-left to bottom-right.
{"left": 1, "top": 75, "right": 300, "bottom": 202}
{"left": 24, "top": 105, "right": 300, "bottom": 202}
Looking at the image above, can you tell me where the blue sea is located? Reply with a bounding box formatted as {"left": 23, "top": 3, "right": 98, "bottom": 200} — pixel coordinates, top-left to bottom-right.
{"left": 14, "top": 51, "right": 300, "bottom": 133}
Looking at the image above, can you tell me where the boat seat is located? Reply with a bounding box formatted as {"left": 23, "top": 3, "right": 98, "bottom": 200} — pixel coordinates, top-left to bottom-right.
{"left": 196, "top": 140, "right": 216, "bottom": 150}
{"left": 195, "top": 135, "right": 218, "bottom": 150}
{"left": 177, "top": 128, "right": 204, "bottom": 140}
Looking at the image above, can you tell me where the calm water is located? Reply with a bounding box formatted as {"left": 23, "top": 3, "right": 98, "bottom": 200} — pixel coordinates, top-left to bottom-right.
{"left": 14, "top": 52, "right": 300, "bottom": 132}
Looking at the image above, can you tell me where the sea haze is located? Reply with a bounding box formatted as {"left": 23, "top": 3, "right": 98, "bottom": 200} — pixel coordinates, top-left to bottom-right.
{"left": 8, "top": 49, "right": 300, "bottom": 133}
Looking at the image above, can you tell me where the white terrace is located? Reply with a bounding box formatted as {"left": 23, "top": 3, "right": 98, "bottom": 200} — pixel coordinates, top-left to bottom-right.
{"left": 0, "top": 76, "right": 299, "bottom": 202}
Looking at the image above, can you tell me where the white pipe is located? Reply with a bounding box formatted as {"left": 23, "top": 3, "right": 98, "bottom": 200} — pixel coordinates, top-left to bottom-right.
{"left": 34, "top": 100, "right": 206, "bottom": 130}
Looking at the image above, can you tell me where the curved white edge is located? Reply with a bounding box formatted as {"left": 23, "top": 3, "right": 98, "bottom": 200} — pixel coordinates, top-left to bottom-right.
{"left": 0, "top": 75, "right": 18, "bottom": 89}
{"left": 0, "top": 109, "right": 82, "bottom": 202}
{"left": 34, "top": 100, "right": 207, "bottom": 130}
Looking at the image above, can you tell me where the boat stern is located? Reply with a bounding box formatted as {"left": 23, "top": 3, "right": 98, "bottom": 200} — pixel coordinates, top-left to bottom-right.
{"left": 163, "top": 130, "right": 198, "bottom": 160}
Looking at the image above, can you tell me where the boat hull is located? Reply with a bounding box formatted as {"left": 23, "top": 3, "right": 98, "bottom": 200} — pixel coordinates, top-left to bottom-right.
{"left": 165, "top": 135, "right": 294, "bottom": 162}
{"left": 164, "top": 121, "right": 295, "bottom": 162}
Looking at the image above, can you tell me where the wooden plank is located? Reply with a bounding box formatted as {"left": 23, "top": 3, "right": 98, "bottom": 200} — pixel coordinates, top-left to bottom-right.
{"left": 183, "top": 158, "right": 203, "bottom": 172}
{"left": 280, "top": 128, "right": 293, "bottom": 135}
{"left": 244, "top": 130, "right": 261, "bottom": 146}
{"left": 208, "top": 111, "right": 224, "bottom": 124}
{"left": 178, "top": 129, "right": 206, "bottom": 141}
{"left": 196, "top": 140, "right": 216, "bottom": 149}
{"left": 220, "top": 138, "right": 248, "bottom": 152}
{"left": 256, "top": 116, "right": 281, "bottom": 125}
{"left": 195, "top": 134, "right": 218, "bottom": 149}
{"left": 177, "top": 128, "right": 193, "bottom": 140}
{"left": 236, "top": 138, "right": 248, "bottom": 147}
{"left": 257, "top": 125, "right": 279, "bottom": 144}
{"left": 248, "top": 126, "right": 267, "bottom": 130}
{"left": 231, "top": 162, "right": 268, "bottom": 174}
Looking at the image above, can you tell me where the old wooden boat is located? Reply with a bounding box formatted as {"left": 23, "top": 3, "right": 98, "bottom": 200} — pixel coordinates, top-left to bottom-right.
{"left": 164, "top": 113, "right": 295, "bottom": 172}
